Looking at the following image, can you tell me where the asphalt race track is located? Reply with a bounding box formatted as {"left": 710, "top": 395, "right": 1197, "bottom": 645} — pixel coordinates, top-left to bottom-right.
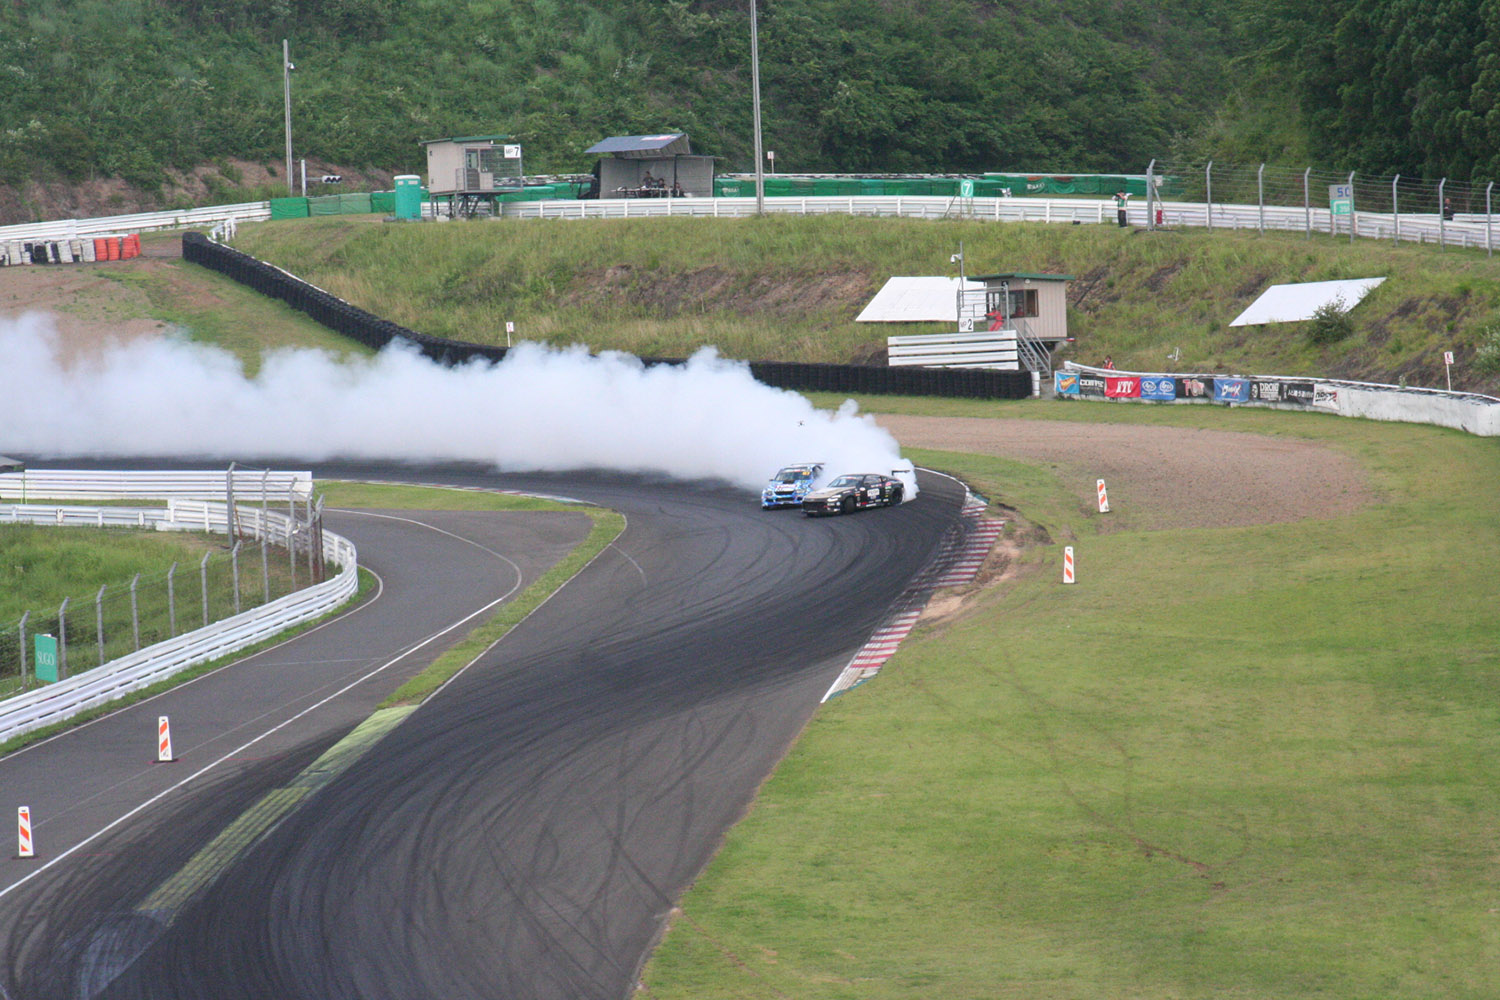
{"left": 0, "top": 463, "right": 966, "bottom": 1000}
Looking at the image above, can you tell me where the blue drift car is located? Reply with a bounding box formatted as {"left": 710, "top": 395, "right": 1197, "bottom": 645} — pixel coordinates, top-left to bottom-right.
{"left": 761, "top": 463, "right": 825, "bottom": 508}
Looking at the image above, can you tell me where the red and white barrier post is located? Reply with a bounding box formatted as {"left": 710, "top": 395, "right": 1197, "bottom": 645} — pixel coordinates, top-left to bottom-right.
{"left": 158, "top": 716, "right": 174, "bottom": 763}
{"left": 1096, "top": 479, "right": 1111, "bottom": 513}
{"left": 17, "top": 806, "right": 33, "bottom": 859}
{"left": 1063, "top": 546, "right": 1076, "bottom": 584}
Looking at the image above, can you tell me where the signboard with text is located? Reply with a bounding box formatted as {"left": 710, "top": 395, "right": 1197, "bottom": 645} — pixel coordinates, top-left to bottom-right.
{"left": 34, "top": 633, "right": 58, "bottom": 684}
{"left": 1328, "top": 183, "right": 1353, "bottom": 216}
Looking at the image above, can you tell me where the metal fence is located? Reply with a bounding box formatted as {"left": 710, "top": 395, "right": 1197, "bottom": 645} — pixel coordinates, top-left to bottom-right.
{"left": 0, "top": 467, "right": 325, "bottom": 691}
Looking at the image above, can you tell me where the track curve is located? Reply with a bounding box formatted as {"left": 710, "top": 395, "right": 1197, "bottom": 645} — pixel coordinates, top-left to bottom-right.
{"left": 2, "top": 463, "right": 966, "bottom": 1000}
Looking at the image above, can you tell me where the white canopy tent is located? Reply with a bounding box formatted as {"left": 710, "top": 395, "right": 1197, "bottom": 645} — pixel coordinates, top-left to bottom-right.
{"left": 1230, "top": 278, "right": 1386, "bottom": 327}
{"left": 856, "top": 276, "right": 985, "bottom": 323}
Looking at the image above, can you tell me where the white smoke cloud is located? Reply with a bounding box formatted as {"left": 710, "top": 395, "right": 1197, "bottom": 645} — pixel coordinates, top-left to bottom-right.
{"left": 0, "top": 313, "right": 916, "bottom": 496}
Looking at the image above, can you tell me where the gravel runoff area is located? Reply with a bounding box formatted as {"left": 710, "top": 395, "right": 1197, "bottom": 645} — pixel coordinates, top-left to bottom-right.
{"left": 879, "top": 414, "right": 1375, "bottom": 531}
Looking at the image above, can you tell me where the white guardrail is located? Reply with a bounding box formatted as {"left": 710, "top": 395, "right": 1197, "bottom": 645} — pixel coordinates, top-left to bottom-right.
{"left": 3, "top": 190, "right": 1495, "bottom": 253}
{"left": 498, "top": 194, "right": 1500, "bottom": 252}
{"left": 0, "top": 201, "right": 271, "bottom": 245}
{"left": 0, "top": 472, "right": 356, "bottom": 745}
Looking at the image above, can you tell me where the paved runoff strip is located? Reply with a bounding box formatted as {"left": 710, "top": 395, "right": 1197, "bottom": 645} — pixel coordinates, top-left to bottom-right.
{"left": 823, "top": 493, "right": 1001, "bottom": 701}
{"left": 138, "top": 705, "right": 414, "bottom": 923}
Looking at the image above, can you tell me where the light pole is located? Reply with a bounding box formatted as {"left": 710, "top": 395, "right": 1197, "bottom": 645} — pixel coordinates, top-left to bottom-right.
{"left": 750, "top": 0, "right": 764, "bottom": 215}
{"left": 283, "top": 39, "right": 295, "bottom": 198}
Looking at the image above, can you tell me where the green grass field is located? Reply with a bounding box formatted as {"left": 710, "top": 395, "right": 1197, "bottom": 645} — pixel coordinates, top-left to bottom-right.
{"left": 639, "top": 409, "right": 1500, "bottom": 999}
{"left": 231, "top": 213, "right": 1500, "bottom": 395}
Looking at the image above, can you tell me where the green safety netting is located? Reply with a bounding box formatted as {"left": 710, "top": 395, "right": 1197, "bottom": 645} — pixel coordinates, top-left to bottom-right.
{"left": 269, "top": 197, "right": 308, "bottom": 219}
{"left": 711, "top": 174, "right": 1183, "bottom": 198}
{"left": 490, "top": 182, "right": 588, "bottom": 202}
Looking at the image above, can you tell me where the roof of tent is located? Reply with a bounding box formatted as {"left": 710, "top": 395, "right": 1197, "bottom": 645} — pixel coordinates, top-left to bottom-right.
{"left": 419, "top": 134, "right": 512, "bottom": 146}
{"left": 0, "top": 455, "right": 23, "bottom": 472}
{"left": 585, "top": 133, "right": 692, "bottom": 157}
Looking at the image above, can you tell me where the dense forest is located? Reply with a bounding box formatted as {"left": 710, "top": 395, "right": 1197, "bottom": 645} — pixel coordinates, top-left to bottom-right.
{"left": 1, "top": 0, "right": 1230, "bottom": 189}
{"left": 2, "top": 0, "right": 1499, "bottom": 207}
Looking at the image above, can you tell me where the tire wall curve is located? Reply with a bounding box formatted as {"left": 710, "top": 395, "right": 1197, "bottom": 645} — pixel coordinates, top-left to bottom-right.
{"left": 182, "top": 232, "right": 1032, "bottom": 401}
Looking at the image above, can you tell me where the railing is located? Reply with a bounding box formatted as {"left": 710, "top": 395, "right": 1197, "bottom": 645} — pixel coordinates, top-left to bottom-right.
{"left": 497, "top": 194, "right": 1500, "bottom": 254}
{"left": 0, "top": 474, "right": 356, "bottom": 745}
{"left": 0, "top": 201, "right": 271, "bottom": 246}
{"left": 0, "top": 468, "right": 311, "bottom": 502}
{"left": 886, "top": 330, "right": 1021, "bottom": 369}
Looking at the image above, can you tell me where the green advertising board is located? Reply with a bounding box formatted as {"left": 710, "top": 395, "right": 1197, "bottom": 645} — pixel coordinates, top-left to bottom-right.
{"left": 959, "top": 179, "right": 975, "bottom": 198}
{"left": 34, "top": 633, "right": 58, "bottom": 683}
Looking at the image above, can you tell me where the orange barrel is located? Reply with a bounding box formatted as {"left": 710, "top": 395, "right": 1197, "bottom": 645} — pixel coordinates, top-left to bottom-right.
{"left": 107, "top": 236, "right": 121, "bottom": 260}
{"left": 122, "top": 233, "right": 140, "bottom": 259}
{"left": 93, "top": 237, "right": 108, "bottom": 261}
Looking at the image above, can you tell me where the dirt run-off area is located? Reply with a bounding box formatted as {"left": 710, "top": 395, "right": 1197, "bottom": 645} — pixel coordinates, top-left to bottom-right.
{"left": 881, "top": 414, "right": 1373, "bottom": 533}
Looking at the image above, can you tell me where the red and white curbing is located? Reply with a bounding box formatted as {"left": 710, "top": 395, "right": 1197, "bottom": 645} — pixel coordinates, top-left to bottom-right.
{"left": 158, "top": 715, "right": 174, "bottom": 763}
{"left": 1097, "top": 479, "right": 1110, "bottom": 513}
{"left": 823, "top": 491, "right": 1003, "bottom": 700}
{"left": 17, "top": 806, "right": 33, "bottom": 859}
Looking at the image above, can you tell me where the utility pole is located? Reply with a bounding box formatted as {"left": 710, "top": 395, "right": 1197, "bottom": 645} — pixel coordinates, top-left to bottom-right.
{"left": 750, "top": 0, "right": 765, "bottom": 215}
{"left": 283, "top": 39, "right": 294, "bottom": 198}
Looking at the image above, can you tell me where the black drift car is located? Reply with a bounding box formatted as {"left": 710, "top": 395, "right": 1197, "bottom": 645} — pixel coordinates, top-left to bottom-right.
{"left": 801, "top": 473, "right": 904, "bottom": 516}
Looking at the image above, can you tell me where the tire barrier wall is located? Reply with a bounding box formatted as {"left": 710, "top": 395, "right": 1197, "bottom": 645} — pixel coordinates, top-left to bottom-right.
{"left": 181, "top": 232, "right": 1033, "bottom": 400}
{"left": 0, "top": 234, "right": 139, "bottom": 267}
{"left": 1054, "top": 363, "right": 1500, "bottom": 437}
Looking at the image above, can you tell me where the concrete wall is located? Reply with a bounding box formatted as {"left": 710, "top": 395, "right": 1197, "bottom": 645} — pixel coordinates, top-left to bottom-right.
{"left": 1058, "top": 362, "right": 1500, "bottom": 437}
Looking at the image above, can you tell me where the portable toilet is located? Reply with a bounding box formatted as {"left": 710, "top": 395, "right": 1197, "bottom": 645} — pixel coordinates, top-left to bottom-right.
{"left": 394, "top": 175, "right": 422, "bottom": 220}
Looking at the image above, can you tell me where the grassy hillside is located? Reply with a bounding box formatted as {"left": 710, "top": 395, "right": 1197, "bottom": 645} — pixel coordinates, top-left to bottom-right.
{"left": 640, "top": 402, "right": 1500, "bottom": 999}
{"left": 233, "top": 214, "right": 1500, "bottom": 396}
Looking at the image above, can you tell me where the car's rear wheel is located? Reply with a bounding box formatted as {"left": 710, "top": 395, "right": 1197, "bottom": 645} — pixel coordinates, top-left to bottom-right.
{"left": 890, "top": 485, "right": 904, "bottom": 505}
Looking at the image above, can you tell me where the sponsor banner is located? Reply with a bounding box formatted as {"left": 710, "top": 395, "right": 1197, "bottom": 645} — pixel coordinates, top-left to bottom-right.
{"left": 1177, "top": 376, "right": 1212, "bottom": 399}
{"left": 1077, "top": 373, "right": 1107, "bottom": 397}
{"left": 1313, "top": 385, "right": 1340, "bottom": 411}
{"left": 1139, "top": 375, "right": 1176, "bottom": 400}
{"left": 1055, "top": 371, "right": 1080, "bottom": 395}
{"left": 1250, "top": 380, "right": 1284, "bottom": 402}
{"left": 1105, "top": 375, "right": 1141, "bottom": 398}
{"left": 1214, "top": 377, "right": 1250, "bottom": 403}
{"left": 1281, "top": 381, "right": 1315, "bottom": 405}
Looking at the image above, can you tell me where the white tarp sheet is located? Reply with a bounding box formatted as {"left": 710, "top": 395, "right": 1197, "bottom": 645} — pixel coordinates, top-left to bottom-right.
{"left": 856, "top": 276, "right": 984, "bottom": 323}
{"left": 1230, "top": 277, "right": 1386, "bottom": 327}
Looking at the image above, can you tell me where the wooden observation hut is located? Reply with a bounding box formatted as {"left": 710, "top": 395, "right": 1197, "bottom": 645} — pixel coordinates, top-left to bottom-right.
{"left": 421, "top": 134, "right": 524, "bottom": 217}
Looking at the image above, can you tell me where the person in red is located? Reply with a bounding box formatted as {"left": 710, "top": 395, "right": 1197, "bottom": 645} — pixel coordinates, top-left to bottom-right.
{"left": 1102, "top": 355, "right": 1115, "bottom": 370}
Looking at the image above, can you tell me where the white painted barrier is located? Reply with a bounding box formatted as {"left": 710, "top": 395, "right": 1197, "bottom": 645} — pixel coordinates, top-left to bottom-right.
{"left": 0, "top": 201, "right": 270, "bottom": 247}
{"left": 0, "top": 476, "right": 356, "bottom": 746}
{"left": 0, "top": 469, "right": 311, "bottom": 502}
{"left": 887, "top": 330, "right": 1020, "bottom": 369}
{"left": 1059, "top": 362, "right": 1500, "bottom": 437}
{"left": 499, "top": 194, "right": 1500, "bottom": 253}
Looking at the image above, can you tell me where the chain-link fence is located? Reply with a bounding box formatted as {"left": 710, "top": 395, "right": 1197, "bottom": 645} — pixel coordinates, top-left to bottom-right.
{"left": 0, "top": 496, "right": 326, "bottom": 690}
{"left": 1149, "top": 160, "right": 1499, "bottom": 249}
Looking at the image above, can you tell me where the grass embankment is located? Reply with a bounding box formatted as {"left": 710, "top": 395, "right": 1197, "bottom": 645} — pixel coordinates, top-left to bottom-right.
{"left": 0, "top": 524, "right": 302, "bottom": 695}
{"left": 232, "top": 213, "right": 1500, "bottom": 394}
{"left": 95, "top": 232, "right": 372, "bottom": 375}
{"left": 640, "top": 408, "right": 1500, "bottom": 1000}
{"left": 316, "top": 481, "right": 625, "bottom": 708}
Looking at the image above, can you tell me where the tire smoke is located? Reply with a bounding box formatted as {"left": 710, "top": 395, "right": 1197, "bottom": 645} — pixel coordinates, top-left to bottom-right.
{"left": 0, "top": 314, "right": 916, "bottom": 496}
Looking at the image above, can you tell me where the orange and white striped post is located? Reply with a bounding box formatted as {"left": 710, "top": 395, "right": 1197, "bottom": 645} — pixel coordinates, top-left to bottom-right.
{"left": 158, "top": 716, "right": 174, "bottom": 763}
{"left": 17, "top": 806, "right": 33, "bottom": 859}
{"left": 1063, "top": 546, "right": 1076, "bottom": 584}
{"left": 1096, "top": 479, "right": 1111, "bottom": 513}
